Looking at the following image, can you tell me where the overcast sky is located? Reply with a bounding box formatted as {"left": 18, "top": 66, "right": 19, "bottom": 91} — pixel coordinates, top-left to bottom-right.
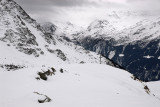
{"left": 14, "top": 0, "right": 160, "bottom": 26}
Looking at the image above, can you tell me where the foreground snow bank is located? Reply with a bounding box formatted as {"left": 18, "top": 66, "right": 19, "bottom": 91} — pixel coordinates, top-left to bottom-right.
{"left": 0, "top": 64, "right": 160, "bottom": 107}
{"left": 147, "top": 81, "right": 160, "bottom": 100}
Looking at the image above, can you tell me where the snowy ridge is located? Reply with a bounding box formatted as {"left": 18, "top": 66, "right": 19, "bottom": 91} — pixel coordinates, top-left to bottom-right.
{"left": 49, "top": 21, "right": 84, "bottom": 40}
{"left": 116, "top": 17, "right": 160, "bottom": 45}
{"left": 86, "top": 19, "right": 116, "bottom": 38}
{"left": 75, "top": 17, "right": 160, "bottom": 43}
{"left": 103, "top": 10, "right": 159, "bottom": 31}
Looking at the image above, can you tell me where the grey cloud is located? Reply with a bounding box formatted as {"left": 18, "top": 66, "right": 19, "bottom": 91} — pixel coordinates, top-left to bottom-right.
{"left": 126, "top": 0, "right": 160, "bottom": 10}
{"left": 14, "top": 0, "right": 124, "bottom": 16}
{"left": 14, "top": 0, "right": 97, "bottom": 15}
{"left": 14, "top": 0, "right": 126, "bottom": 14}
{"left": 14, "top": 0, "right": 94, "bottom": 7}
{"left": 127, "top": 0, "right": 160, "bottom": 3}
{"left": 13, "top": 0, "right": 160, "bottom": 26}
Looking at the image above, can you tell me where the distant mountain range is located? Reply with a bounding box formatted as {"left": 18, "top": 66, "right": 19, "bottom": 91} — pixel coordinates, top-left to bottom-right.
{"left": 41, "top": 9, "right": 160, "bottom": 81}
{"left": 69, "top": 13, "right": 160, "bottom": 81}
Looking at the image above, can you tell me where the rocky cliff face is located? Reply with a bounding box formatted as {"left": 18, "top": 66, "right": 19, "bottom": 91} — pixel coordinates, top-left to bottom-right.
{"left": 0, "top": 0, "right": 57, "bottom": 57}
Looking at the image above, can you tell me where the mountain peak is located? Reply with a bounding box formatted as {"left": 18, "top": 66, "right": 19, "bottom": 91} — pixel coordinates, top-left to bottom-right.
{"left": 0, "top": 0, "right": 36, "bottom": 24}
{"left": 108, "top": 11, "right": 120, "bottom": 19}
{"left": 87, "top": 19, "right": 110, "bottom": 31}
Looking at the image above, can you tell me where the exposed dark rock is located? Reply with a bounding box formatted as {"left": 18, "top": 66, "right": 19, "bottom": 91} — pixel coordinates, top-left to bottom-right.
{"left": 144, "top": 85, "right": 150, "bottom": 94}
{"left": 37, "top": 68, "right": 56, "bottom": 80}
{"left": 34, "top": 92, "right": 52, "bottom": 103}
{"left": 45, "top": 69, "right": 54, "bottom": 76}
{"left": 42, "top": 33, "right": 56, "bottom": 45}
{"left": 80, "top": 61, "right": 85, "bottom": 64}
{"left": 60, "top": 68, "right": 63, "bottom": 73}
{"left": 35, "top": 77, "right": 40, "bottom": 80}
{"left": 51, "top": 67, "right": 56, "bottom": 75}
{"left": 37, "top": 72, "right": 47, "bottom": 80}
{"left": 0, "top": 64, "right": 25, "bottom": 71}
{"left": 17, "top": 47, "right": 39, "bottom": 57}
{"left": 47, "top": 49, "right": 67, "bottom": 61}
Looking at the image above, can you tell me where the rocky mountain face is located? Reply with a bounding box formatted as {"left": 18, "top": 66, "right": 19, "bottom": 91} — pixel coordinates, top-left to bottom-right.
{"left": 73, "top": 17, "right": 160, "bottom": 81}
{"left": 0, "top": 0, "right": 56, "bottom": 57}
{"left": 0, "top": 0, "right": 117, "bottom": 69}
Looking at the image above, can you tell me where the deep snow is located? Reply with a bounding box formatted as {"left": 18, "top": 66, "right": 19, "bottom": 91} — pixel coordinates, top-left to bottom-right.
{"left": 1, "top": 64, "right": 160, "bottom": 107}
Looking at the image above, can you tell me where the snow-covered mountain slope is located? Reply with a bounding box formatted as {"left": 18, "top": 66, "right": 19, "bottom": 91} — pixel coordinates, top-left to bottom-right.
{"left": 75, "top": 17, "right": 160, "bottom": 42}
{"left": 1, "top": 63, "right": 160, "bottom": 107}
{"left": 70, "top": 13, "right": 160, "bottom": 81}
{"left": 86, "top": 19, "right": 116, "bottom": 39}
{"left": 116, "top": 17, "right": 160, "bottom": 45}
{"left": 41, "top": 21, "right": 84, "bottom": 40}
{"left": 0, "top": 0, "right": 116, "bottom": 69}
{"left": 147, "top": 81, "right": 160, "bottom": 99}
